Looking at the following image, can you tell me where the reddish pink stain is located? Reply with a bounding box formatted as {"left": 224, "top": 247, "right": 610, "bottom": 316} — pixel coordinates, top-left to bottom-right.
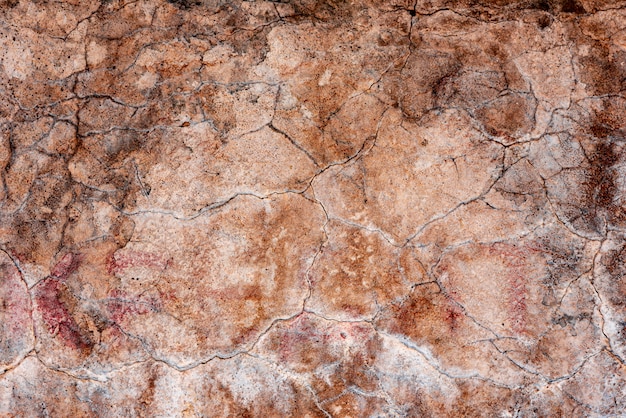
{"left": 51, "top": 252, "right": 81, "bottom": 280}
{"left": 107, "top": 250, "right": 170, "bottom": 276}
{"left": 1, "top": 261, "right": 32, "bottom": 335}
{"left": 444, "top": 303, "right": 464, "bottom": 332}
{"left": 489, "top": 243, "right": 538, "bottom": 334}
{"left": 508, "top": 274, "right": 528, "bottom": 334}
{"left": 106, "top": 289, "right": 162, "bottom": 323}
{"left": 34, "top": 278, "right": 92, "bottom": 350}
{"left": 277, "top": 314, "right": 330, "bottom": 362}
{"left": 344, "top": 323, "right": 372, "bottom": 341}
{"left": 275, "top": 315, "right": 375, "bottom": 362}
{"left": 8, "top": 250, "right": 27, "bottom": 264}
{"left": 157, "top": 288, "right": 177, "bottom": 303}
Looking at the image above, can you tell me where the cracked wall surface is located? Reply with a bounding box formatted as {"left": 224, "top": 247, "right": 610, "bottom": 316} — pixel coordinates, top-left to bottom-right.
{"left": 1, "top": 0, "right": 626, "bottom": 416}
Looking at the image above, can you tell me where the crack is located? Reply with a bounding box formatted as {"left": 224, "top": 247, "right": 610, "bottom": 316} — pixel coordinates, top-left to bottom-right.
{"left": 0, "top": 349, "right": 35, "bottom": 377}
{"left": 111, "top": 106, "right": 388, "bottom": 223}
{"left": 268, "top": 122, "right": 319, "bottom": 167}
{"left": 32, "top": 354, "right": 109, "bottom": 383}
{"left": 0, "top": 248, "right": 37, "bottom": 370}
{"left": 587, "top": 242, "right": 626, "bottom": 366}
{"left": 375, "top": 330, "right": 524, "bottom": 390}
{"left": 546, "top": 350, "right": 601, "bottom": 384}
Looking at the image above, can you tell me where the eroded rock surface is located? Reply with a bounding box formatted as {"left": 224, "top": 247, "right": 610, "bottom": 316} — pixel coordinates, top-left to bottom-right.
{"left": 1, "top": 0, "right": 626, "bottom": 416}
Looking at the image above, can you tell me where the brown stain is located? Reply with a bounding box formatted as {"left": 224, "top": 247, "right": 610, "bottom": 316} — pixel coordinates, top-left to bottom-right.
{"left": 475, "top": 93, "right": 535, "bottom": 140}
{"left": 585, "top": 141, "right": 619, "bottom": 209}
{"left": 601, "top": 244, "right": 626, "bottom": 309}
{"left": 440, "top": 381, "right": 519, "bottom": 417}
{"left": 376, "top": 282, "right": 470, "bottom": 358}
{"left": 7, "top": 175, "right": 75, "bottom": 266}
{"left": 309, "top": 221, "right": 405, "bottom": 319}
{"left": 1, "top": 0, "right": 625, "bottom": 414}
{"left": 536, "top": 13, "right": 552, "bottom": 29}
{"left": 577, "top": 131, "right": 625, "bottom": 233}
{"left": 203, "top": 380, "right": 255, "bottom": 417}
{"left": 136, "top": 364, "right": 160, "bottom": 416}
{"left": 166, "top": 0, "right": 202, "bottom": 10}
{"left": 558, "top": 0, "right": 586, "bottom": 13}
{"left": 386, "top": 50, "right": 461, "bottom": 120}
{"left": 225, "top": 204, "right": 304, "bottom": 342}
{"left": 196, "top": 84, "right": 238, "bottom": 136}
{"left": 542, "top": 98, "right": 626, "bottom": 233}
{"left": 284, "top": 0, "right": 358, "bottom": 24}
{"left": 449, "top": 0, "right": 586, "bottom": 14}
{"left": 575, "top": 38, "right": 626, "bottom": 95}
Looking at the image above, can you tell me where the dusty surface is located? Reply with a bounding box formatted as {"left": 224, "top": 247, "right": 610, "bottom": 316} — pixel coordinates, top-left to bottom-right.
{"left": 1, "top": 0, "right": 626, "bottom": 416}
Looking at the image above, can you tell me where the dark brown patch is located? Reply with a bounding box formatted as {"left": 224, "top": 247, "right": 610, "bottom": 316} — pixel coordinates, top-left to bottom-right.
{"left": 530, "top": 0, "right": 551, "bottom": 11}
{"left": 577, "top": 42, "right": 626, "bottom": 95}
{"left": 601, "top": 245, "right": 626, "bottom": 308}
{"left": 167, "top": 0, "right": 202, "bottom": 9}
{"left": 537, "top": 13, "right": 552, "bottom": 28}
{"left": 559, "top": 0, "right": 585, "bottom": 13}
{"left": 384, "top": 50, "right": 461, "bottom": 120}
{"left": 579, "top": 140, "right": 625, "bottom": 232}
{"left": 136, "top": 365, "right": 160, "bottom": 415}
{"left": 289, "top": 0, "right": 357, "bottom": 23}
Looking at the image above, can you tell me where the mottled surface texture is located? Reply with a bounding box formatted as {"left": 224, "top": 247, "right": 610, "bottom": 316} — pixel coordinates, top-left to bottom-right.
{"left": 1, "top": 0, "right": 626, "bottom": 416}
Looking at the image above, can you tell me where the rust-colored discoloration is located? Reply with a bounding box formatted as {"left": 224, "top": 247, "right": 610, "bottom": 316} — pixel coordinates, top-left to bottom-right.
{"left": 475, "top": 93, "right": 536, "bottom": 141}
{"left": 374, "top": 282, "right": 484, "bottom": 371}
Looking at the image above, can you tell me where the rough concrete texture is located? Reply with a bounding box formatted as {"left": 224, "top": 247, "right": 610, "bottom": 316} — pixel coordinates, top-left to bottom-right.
{"left": 1, "top": 0, "right": 626, "bottom": 416}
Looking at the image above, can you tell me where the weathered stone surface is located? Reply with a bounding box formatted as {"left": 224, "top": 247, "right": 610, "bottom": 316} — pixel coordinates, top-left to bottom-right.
{"left": 1, "top": 0, "right": 626, "bottom": 415}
